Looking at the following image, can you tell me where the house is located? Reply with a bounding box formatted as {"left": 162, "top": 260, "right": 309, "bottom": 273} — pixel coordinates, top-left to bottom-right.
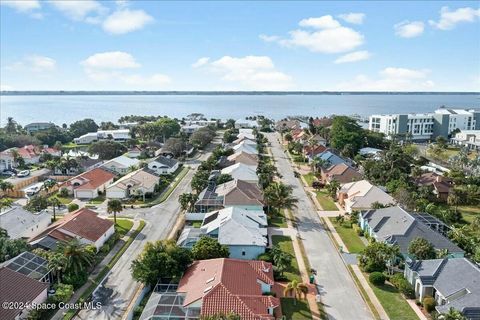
{"left": 232, "top": 136, "right": 257, "bottom": 146}
{"left": 221, "top": 163, "right": 258, "bottom": 184}
{"left": 62, "top": 167, "right": 115, "bottom": 199}
{"left": 359, "top": 206, "right": 464, "bottom": 259}
{"left": 227, "top": 151, "right": 259, "bottom": 167}
{"left": 195, "top": 179, "right": 264, "bottom": 213}
{"left": 235, "top": 118, "right": 258, "bottom": 129}
{"left": 405, "top": 258, "right": 480, "bottom": 319}
{"left": 451, "top": 130, "right": 480, "bottom": 151}
{"left": 309, "top": 134, "right": 327, "bottom": 146}
{"left": 54, "top": 156, "right": 104, "bottom": 176}
{"left": 127, "top": 146, "right": 143, "bottom": 158}
{"left": 41, "top": 146, "right": 61, "bottom": 158}
{"left": 338, "top": 180, "right": 395, "bottom": 213}
{"left": 416, "top": 172, "right": 453, "bottom": 201}
{"left": 200, "top": 207, "right": 267, "bottom": 259}
{"left": 275, "top": 119, "right": 300, "bottom": 132}
{"left": 139, "top": 258, "right": 280, "bottom": 320}
{"left": 0, "top": 145, "right": 61, "bottom": 169}
{"left": 232, "top": 141, "right": 258, "bottom": 155}
{"left": 147, "top": 156, "right": 179, "bottom": 175}
{"left": 0, "top": 267, "right": 49, "bottom": 320}
{"left": 315, "top": 149, "right": 350, "bottom": 167}
{"left": 13, "top": 145, "right": 40, "bottom": 164}
{"left": 235, "top": 132, "right": 255, "bottom": 141}
{"left": 0, "top": 206, "right": 50, "bottom": 239}
{"left": 320, "top": 163, "right": 362, "bottom": 184}
{"left": 291, "top": 129, "right": 308, "bottom": 144}
{"left": 0, "top": 149, "right": 15, "bottom": 171}
{"left": 101, "top": 155, "right": 140, "bottom": 175}
{"left": 106, "top": 169, "right": 159, "bottom": 199}
{"left": 73, "top": 129, "right": 130, "bottom": 144}
{"left": 24, "top": 122, "right": 55, "bottom": 134}
{"left": 311, "top": 117, "right": 333, "bottom": 128}
{"left": 304, "top": 145, "right": 327, "bottom": 160}
{"left": 30, "top": 208, "right": 114, "bottom": 251}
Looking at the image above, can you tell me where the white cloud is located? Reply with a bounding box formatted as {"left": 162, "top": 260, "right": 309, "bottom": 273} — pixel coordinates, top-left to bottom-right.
{"left": 338, "top": 13, "right": 365, "bottom": 25}
{"left": 81, "top": 51, "right": 169, "bottom": 88}
{"left": 1, "top": 0, "right": 40, "bottom": 12}
{"left": 262, "top": 15, "right": 364, "bottom": 54}
{"left": 394, "top": 21, "right": 425, "bottom": 38}
{"left": 334, "top": 50, "right": 371, "bottom": 64}
{"left": 192, "top": 57, "right": 210, "bottom": 68}
{"left": 48, "top": 0, "right": 107, "bottom": 22}
{"left": 195, "top": 55, "right": 293, "bottom": 90}
{"left": 336, "top": 67, "right": 434, "bottom": 91}
{"left": 259, "top": 34, "right": 280, "bottom": 42}
{"left": 8, "top": 55, "right": 56, "bottom": 72}
{"left": 102, "top": 9, "right": 154, "bottom": 34}
{"left": 429, "top": 6, "right": 480, "bottom": 30}
{"left": 81, "top": 51, "right": 140, "bottom": 69}
{"left": 299, "top": 16, "right": 341, "bottom": 29}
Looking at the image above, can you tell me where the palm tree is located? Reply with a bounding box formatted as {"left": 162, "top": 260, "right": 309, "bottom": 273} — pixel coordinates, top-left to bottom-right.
{"left": 49, "top": 197, "right": 62, "bottom": 221}
{"left": 107, "top": 199, "right": 123, "bottom": 224}
{"left": 326, "top": 180, "right": 341, "bottom": 199}
{"left": 42, "top": 179, "right": 57, "bottom": 194}
{"left": 0, "top": 181, "right": 14, "bottom": 194}
{"left": 0, "top": 198, "right": 13, "bottom": 211}
{"left": 47, "top": 252, "right": 68, "bottom": 283}
{"left": 283, "top": 280, "right": 309, "bottom": 305}
{"left": 59, "top": 239, "right": 94, "bottom": 274}
{"left": 437, "top": 308, "right": 467, "bottom": 320}
{"left": 264, "top": 182, "right": 298, "bottom": 214}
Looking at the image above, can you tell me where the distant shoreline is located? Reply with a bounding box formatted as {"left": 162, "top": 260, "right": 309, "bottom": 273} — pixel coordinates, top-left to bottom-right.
{"left": 1, "top": 91, "right": 479, "bottom": 96}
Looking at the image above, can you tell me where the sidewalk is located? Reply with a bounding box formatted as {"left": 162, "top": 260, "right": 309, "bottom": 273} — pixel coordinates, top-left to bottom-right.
{"left": 52, "top": 219, "right": 141, "bottom": 320}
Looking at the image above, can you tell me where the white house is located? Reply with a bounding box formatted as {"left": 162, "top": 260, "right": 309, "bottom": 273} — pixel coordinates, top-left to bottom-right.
{"left": 0, "top": 206, "right": 51, "bottom": 239}
{"left": 451, "top": 130, "right": 480, "bottom": 151}
{"left": 62, "top": 167, "right": 116, "bottom": 199}
{"left": 106, "top": 169, "right": 160, "bottom": 199}
{"left": 235, "top": 119, "right": 258, "bottom": 129}
{"left": 232, "top": 141, "right": 258, "bottom": 155}
{"left": 338, "top": 180, "right": 395, "bottom": 213}
{"left": 101, "top": 155, "right": 140, "bottom": 175}
{"left": 147, "top": 156, "right": 179, "bottom": 175}
{"left": 74, "top": 129, "right": 130, "bottom": 144}
{"left": 221, "top": 163, "right": 258, "bottom": 184}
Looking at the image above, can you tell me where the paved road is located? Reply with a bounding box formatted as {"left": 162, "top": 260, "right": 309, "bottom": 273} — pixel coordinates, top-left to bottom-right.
{"left": 266, "top": 133, "right": 373, "bottom": 320}
{"left": 75, "top": 145, "right": 216, "bottom": 320}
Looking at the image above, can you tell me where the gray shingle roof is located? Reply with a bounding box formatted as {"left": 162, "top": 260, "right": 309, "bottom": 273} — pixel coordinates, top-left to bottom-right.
{"left": 152, "top": 155, "right": 178, "bottom": 168}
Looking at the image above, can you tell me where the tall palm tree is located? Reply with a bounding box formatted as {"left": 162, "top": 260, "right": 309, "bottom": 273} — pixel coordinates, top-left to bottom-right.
{"left": 264, "top": 182, "right": 298, "bottom": 214}
{"left": 326, "top": 180, "right": 341, "bottom": 199}
{"left": 49, "top": 197, "right": 61, "bottom": 221}
{"left": 107, "top": 199, "right": 123, "bottom": 224}
{"left": 59, "top": 239, "right": 94, "bottom": 274}
{"left": 42, "top": 179, "right": 57, "bottom": 194}
{"left": 283, "top": 280, "right": 309, "bottom": 305}
{"left": 0, "top": 181, "right": 14, "bottom": 193}
{"left": 47, "top": 252, "right": 68, "bottom": 283}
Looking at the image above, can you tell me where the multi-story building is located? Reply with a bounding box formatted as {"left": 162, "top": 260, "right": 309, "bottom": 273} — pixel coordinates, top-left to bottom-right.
{"left": 369, "top": 107, "right": 480, "bottom": 141}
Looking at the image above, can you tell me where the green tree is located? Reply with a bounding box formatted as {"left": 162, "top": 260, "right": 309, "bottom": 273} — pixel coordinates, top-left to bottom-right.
{"left": 283, "top": 280, "right": 309, "bottom": 304}
{"left": 271, "top": 245, "right": 292, "bottom": 277}
{"left": 131, "top": 240, "right": 192, "bottom": 286}
{"left": 0, "top": 181, "right": 14, "bottom": 193}
{"left": 190, "top": 127, "right": 216, "bottom": 149}
{"left": 264, "top": 182, "right": 298, "bottom": 214}
{"left": 107, "top": 199, "right": 123, "bottom": 224}
{"left": 200, "top": 313, "right": 241, "bottom": 320}
{"left": 437, "top": 308, "right": 467, "bottom": 320}
{"left": 0, "top": 198, "right": 13, "bottom": 211}
{"left": 47, "top": 252, "right": 68, "bottom": 283}
{"left": 88, "top": 140, "right": 127, "bottom": 160}
{"left": 25, "top": 195, "right": 49, "bottom": 212}
{"left": 216, "top": 174, "right": 233, "bottom": 185}
{"left": 330, "top": 116, "right": 364, "bottom": 154}
{"left": 408, "top": 237, "right": 436, "bottom": 260}
{"left": 191, "top": 170, "right": 210, "bottom": 193}
{"left": 67, "top": 203, "right": 79, "bottom": 212}
{"left": 49, "top": 197, "right": 62, "bottom": 221}
{"left": 163, "top": 137, "right": 187, "bottom": 157}
{"left": 0, "top": 229, "right": 29, "bottom": 263}
{"left": 359, "top": 242, "right": 400, "bottom": 273}
{"left": 69, "top": 118, "right": 99, "bottom": 137}
{"left": 52, "top": 283, "right": 74, "bottom": 303}
{"left": 57, "top": 239, "right": 94, "bottom": 275}
{"left": 326, "top": 180, "right": 341, "bottom": 199}
{"left": 191, "top": 236, "right": 229, "bottom": 260}
{"left": 179, "top": 193, "right": 198, "bottom": 211}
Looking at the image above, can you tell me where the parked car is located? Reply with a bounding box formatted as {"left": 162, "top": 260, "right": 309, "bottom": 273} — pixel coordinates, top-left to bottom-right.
{"left": 17, "top": 170, "right": 31, "bottom": 178}
{"left": 25, "top": 186, "right": 40, "bottom": 196}
{"left": 1, "top": 170, "right": 16, "bottom": 177}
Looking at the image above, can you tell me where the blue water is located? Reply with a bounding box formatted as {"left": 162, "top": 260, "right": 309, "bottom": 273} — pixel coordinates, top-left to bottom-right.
{"left": 1, "top": 94, "right": 479, "bottom": 126}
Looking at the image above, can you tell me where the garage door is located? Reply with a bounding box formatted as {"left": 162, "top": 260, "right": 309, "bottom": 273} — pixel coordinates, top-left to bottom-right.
{"left": 107, "top": 190, "right": 126, "bottom": 199}
{"left": 75, "top": 190, "right": 95, "bottom": 199}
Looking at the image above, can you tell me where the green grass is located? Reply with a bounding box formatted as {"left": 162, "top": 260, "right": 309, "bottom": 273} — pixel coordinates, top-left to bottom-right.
{"left": 369, "top": 281, "right": 419, "bottom": 320}
{"left": 459, "top": 205, "right": 480, "bottom": 225}
{"left": 302, "top": 173, "right": 316, "bottom": 186}
{"left": 191, "top": 221, "right": 202, "bottom": 228}
{"left": 269, "top": 210, "right": 287, "bottom": 228}
{"left": 328, "top": 218, "right": 366, "bottom": 254}
{"left": 316, "top": 190, "right": 338, "bottom": 211}
{"left": 53, "top": 194, "right": 73, "bottom": 205}
{"left": 347, "top": 266, "right": 381, "bottom": 320}
{"left": 271, "top": 235, "right": 301, "bottom": 282}
{"left": 115, "top": 219, "right": 134, "bottom": 237}
{"left": 280, "top": 298, "right": 312, "bottom": 320}
{"left": 88, "top": 195, "right": 105, "bottom": 204}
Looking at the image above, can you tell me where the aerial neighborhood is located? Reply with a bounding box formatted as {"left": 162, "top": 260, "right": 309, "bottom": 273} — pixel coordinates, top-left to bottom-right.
{"left": 0, "top": 108, "right": 479, "bottom": 320}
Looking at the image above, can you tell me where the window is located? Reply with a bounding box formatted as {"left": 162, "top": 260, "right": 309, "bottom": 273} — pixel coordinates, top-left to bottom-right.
{"left": 242, "top": 250, "right": 246, "bottom": 256}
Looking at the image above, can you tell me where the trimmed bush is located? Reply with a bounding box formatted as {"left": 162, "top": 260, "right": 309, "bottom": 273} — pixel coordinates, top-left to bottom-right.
{"left": 422, "top": 296, "right": 436, "bottom": 313}
{"left": 257, "top": 252, "right": 272, "bottom": 263}
{"left": 369, "top": 272, "right": 386, "bottom": 286}
{"left": 67, "top": 203, "right": 79, "bottom": 212}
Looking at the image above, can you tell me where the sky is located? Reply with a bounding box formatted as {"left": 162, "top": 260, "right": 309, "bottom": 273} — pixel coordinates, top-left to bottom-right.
{"left": 0, "top": 0, "right": 479, "bottom": 92}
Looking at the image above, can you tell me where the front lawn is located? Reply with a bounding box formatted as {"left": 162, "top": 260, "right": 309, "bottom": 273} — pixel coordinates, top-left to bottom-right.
{"left": 88, "top": 195, "right": 105, "bottom": 204}
{"left": 369, "top": 281, "right": 419, "bottom": 320}
{"left": 271, "top": 235, "right": 301, "bottom": 282}
{"left": 328, "top": 218, "right": 366, "bottom": 254}
{"left": 280, "top": 298, "right": 312, "bottom": 320}
{"left": 302, "top": 173, "right": 315, "bottom": 186}
{"left": 115, "top": 218, "right": 134, "bottom": 237}
{"left": 269, "top": 210, "right": 287, "bottom": 228}
{"left": 316, "top": 190, "right": 338, "bottom": 211}
{"left": 459, "top": 205, "right": 480, "bottom": 225}
{"left": 52, "top": 194, "right": 73, "bottom": 205}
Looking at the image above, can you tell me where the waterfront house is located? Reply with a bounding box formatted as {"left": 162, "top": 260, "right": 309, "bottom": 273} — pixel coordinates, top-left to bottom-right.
{"left": 73, "top": 129, "right": 130, "bottom": 144}
{"left": 235, "top": 118, "right": 258, "bottom": 129}
{"left": 24, "top": 122, "right": 55, "bottom": 134}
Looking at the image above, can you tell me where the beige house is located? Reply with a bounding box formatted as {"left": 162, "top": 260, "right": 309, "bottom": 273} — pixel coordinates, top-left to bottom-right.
{"left": 106, "top": 169, "right": 160, "bottom": 199}
{"left": 227, "top": 151, "right": 259, "bottom": 167}
{"left": 338, "top": 180, "right": 395, "bottom": 213}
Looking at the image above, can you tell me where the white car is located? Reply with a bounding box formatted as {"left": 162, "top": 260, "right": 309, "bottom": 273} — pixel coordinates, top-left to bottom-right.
{"left": 17, "top": 170, "right": 31, "bottom": 178}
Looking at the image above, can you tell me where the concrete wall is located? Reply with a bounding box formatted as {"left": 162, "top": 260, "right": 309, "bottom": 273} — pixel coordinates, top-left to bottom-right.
{"left": 228, "top": 245, "right": 265, "bottom": 260}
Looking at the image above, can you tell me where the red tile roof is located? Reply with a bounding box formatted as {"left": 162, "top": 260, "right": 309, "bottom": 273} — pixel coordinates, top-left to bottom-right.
{"left": 416, "top": 172, "right": 453, "bottom": 194}
{"left": 30, "top": 208, "right": 113, "bottom": 243}
{"left": 0, "top": 267, "right": 49, "bottom": 320}
{"left": 177, "top": 258, "right": 279, "bottom": 320}
{"left": 63, "top": 167, "right": 115, "bottom": 190}
{"left": 16, "top": 145, "right": 39, "bottom": 159}
{"left": 303, "top": 145, "right": 327, "bottom": 156}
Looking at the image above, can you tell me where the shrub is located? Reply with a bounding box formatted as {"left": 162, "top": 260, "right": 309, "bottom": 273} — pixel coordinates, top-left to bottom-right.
{"left": 422, "top": 296, "right": 436, "bottom": 313}
{"left": 389, "top": 273, "right": 404, "bottom": 287}
{"left": 67, "top": 203, "right": 79, "bottom": 212}
{"left": 62, "top": 271, "right": 88, "bottom": 289}
{"left": 369, "top": 272, "right": 386, "bottom": 286}
{"left": 363, "top": 261, "right": 385, "bottom": 273}
{"left": 257, "top": 252, "right": 272, "bottom": 263}
{"left": 398, "top": 280, "right": 415, "bottom": 299}
{"left": 59, "top": 188, "right": 69, "bottom": 197}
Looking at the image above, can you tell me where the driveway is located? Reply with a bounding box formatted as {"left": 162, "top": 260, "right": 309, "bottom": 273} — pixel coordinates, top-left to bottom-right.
{"left": 266, "top": 133, "right": 372, "bottom": 320}
{"left": 75, "top": 147, "right": 216, "bottom": 320}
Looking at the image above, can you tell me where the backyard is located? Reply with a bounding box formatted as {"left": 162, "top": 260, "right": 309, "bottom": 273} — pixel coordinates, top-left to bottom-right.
{"left": 328, "top": 218, "right": 366, "bottom": 254}
{"left": 271, "top": 235, "right": 301, "bottom": 282}
{"left": 316, "top": 190, "right": 338, "bottom": 211}
{"left": 280, "top": 298, "right": 312, "bottom": 320}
